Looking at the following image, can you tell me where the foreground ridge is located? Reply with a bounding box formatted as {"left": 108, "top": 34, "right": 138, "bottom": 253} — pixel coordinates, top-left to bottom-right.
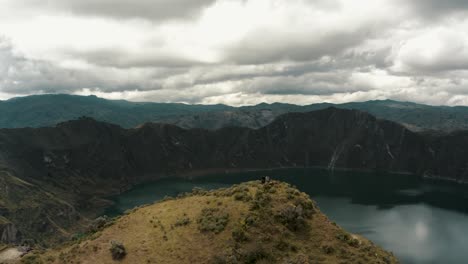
{"left": 24, "top": 181, "right": 399, "bottom": 264}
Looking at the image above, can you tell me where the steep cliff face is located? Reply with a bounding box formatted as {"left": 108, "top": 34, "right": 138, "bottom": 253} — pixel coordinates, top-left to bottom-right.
{"left": 0, "top": 221, "right": 19, "bottom": 244}
{"left": 0, "top": 170, "right": 80, "bottom": 245}
{"left": 119, "top": 108, "right": 432, "bottom": 176}
{"left": 423, "top": 131, "right": 468, "bottom": 182}
{"left": 0, "top": 107, "right": 463, "bottom": 244}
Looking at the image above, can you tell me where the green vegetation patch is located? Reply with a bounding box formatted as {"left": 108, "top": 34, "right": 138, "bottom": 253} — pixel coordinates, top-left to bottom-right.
{"left": 197, "top": 207, "right": 229, "bottom": 234}
{"left": 21, "top": 254, "right": 43, "bottom": 264}
{"left": 174, "top": 216, "right": 191, "bottom": 227}
{"left": 276, "top": 205, "right": 308, "bottom": 231}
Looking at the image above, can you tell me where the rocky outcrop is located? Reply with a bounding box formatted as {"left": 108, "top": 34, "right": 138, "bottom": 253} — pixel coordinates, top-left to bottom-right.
{"left": 0, "top": 170, "right": 81, "bottom": 245}
{"left": 0, "top": 222, "right": 19, "bottom": 244}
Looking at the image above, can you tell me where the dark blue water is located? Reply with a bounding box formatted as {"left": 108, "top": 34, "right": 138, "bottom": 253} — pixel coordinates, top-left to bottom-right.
{"left": 104, "top": 168, "right": 468, "bottom": 264}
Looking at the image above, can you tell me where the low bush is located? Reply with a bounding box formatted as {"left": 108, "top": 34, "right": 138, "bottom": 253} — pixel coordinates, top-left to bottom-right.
{"left": 239, "top": 244, "right": 271, "bottom": 264}
{"left": 162, "top": 195, "right": 174, "bottom": 201}
{"left": 321, "top": 245, "right": 335, "bottom": 255}
{"left": 72, "top": 232, "right": 89, "bottom": 242}
{"left": 249, "top": 189, "right": 271, "bottom": 211}
{"left": 336, "top": 232, "right": 351, "bottom": 242}
{"left": 197, "top": 208, "right": 229, "bottom": 234}
{"left": 243, "top": 214, "right": 258, "bottom": 227}
{"left": 275, "top": 239, "right": 290, "bottom": 251}
{"left": 21, "top": 254, "right": 43, "bottom": 264}
{"left": 89, "top": 215, "right": 109, "bottom": 232}
{"left": 174, "top": 217, "right": 191, "bottom": 227}
{"left": 232, "top": 226, "right": 248, "bottom": 243}
{"left": 192, "top": 187, "right": 207, "bottom": 195}
{"left": 211, "top": 254, "right": 229, "bottom": 264}
{"left": 234, "top": 191, "right": 252, "bottom": 201}
{"left": 110, "top": 240, "right": 126, "bottom": 260}
{"left": 281, "top": 254, "right": 309, "bottom": 264}
{"left": 276, "top": 205, "right": 307, "bottom": 231}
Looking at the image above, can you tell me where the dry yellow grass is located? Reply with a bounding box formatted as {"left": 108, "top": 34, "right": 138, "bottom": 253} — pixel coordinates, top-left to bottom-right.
{"left": 25, "top": 181, "right": 399, "bottom": 264}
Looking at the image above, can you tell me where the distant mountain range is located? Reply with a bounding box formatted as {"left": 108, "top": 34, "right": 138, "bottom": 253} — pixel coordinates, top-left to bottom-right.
{"left": 2, "top": 94, "right": 468, "bottom": 131}
{"left": 1, "top": 107, "right": 468, "bottom": 245}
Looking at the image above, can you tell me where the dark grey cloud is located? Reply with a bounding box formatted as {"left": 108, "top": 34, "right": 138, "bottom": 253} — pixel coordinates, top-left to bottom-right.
{"left": 0, "top": 39, "right": 163, "bottom": 95}
{"left": 70, "top": 48, "right": 204, "bottom": 69}
{"left": 242, "top": 72, "right": 367, "bottom": 96}
{"left": 405, "top": 0, "right": 468, "bottom": 18}
{"left": 20, "top": 0, "right": 216, "bottom": 21}
{"left": 224, "top": 30, "right": 370, "bottom": 65}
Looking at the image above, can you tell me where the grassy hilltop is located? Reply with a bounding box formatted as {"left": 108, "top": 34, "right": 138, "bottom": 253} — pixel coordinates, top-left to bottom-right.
{"left": 22, "top": 181, "right": 398, "bottom": 264}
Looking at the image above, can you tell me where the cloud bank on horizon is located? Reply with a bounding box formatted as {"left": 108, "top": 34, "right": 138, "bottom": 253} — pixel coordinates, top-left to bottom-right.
{"left": 1, "top": 0, "right": 468, "bottom": 106}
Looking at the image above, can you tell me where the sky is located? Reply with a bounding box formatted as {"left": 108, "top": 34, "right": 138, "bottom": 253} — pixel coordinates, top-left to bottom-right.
{"left": 0, "top": 0, "right": 468, "bottom": 106}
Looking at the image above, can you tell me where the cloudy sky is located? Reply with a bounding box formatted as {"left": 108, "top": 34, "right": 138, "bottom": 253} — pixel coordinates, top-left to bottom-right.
{"left": 0, "top": 0, "right": 468, "bottom": 106}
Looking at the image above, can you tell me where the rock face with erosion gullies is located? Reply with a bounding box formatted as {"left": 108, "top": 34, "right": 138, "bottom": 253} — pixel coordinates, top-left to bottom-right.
{"left": 0, "top": 222, "right": 19, "bottom": 244}
{"left": 25, "top": 181, "right": 400, "bottom": 264}
{"left": 0, "top": 169, "right": 81, "bottom": 246}
{"left": 0, "top": 107, "right": 466, "bottom": 245}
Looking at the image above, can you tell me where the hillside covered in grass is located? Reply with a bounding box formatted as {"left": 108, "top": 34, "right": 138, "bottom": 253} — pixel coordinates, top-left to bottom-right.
{"left": 23, "top": 181, "right": 399, "bottom": 264}
{"left": 3, "top": 94, "right": 468, "bottom": 132}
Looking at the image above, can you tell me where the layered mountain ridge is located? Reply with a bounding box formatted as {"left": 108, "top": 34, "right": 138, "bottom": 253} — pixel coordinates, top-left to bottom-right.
{"left": 0, "top": 107, "right": 466, "bottom": 246}
{"left": 3, "top": 94, "right": 468, "bottom": 131}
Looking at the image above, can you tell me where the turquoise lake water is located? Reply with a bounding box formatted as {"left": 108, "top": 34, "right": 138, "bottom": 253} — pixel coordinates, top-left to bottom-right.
{"left": 104, "top": 168, "right": 468, "bottom": 264}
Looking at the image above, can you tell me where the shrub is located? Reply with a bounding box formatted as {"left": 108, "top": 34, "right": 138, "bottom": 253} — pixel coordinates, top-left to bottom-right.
{"left": 276, "top": 205, "right": 307, "bottom": 231}
{"left": 348, "top": 237, "right": 360, "bottom": 247}
{"left": 383, "top": 255, "right": 392, "bottom": 264}
{"left": 336, "top": 231, "right": 360, "bottom": 247}
{"left": 45, "top": 256, "right": 56, "bottom": 262}
{"left": 232, "top": 226, "right": 248, "bottom": 243}
{"left": 177, "top": 192, "right": 189, "bottom": 199}
{"left": 243, "top": 214, "right": 258, "bottom": 227}
{"left": 239, "top": 244, "right": 271, "bottom": 264}
{"left": 281, "top": 254, "right": 309, "bottom": 264}
{"left": 197, "top": 208, "right": 229, "bottom": 234}
{"left": 192, "top": 187, "right": 207, "bottom": 195}
{"left": 71, "top": 232, "right": 87, "bottom": 241}
{"left": 211, "top": 254, "right": 229, "bottom": 264}
{"left": 234, "top": 191, "right": 252, "bottom": 201}
{"left": 294, "top": 199, "right": 316, "bottom": 218}
{"left": 20, "top": 239, "right": 36, "bottom": 247}
{"left": 227, "top": 185, "right": 252, "bottom": 202}
{"left": 249, "top": 189, "right": 271, "bottom": 211}
{"left": 21, "top": 254, "right": 43, "bottom": 264}
{"left": 322, "top": 245, "right": 335, "bottom": 255}
{"left": 162, "top": 195, "right": 174, "bottom": 201}
{"left": 275, "top": 239, "right": 290, "bottom": 251}
{"left": 336, "top": 232, "right": 350, "bottom": 242}
{"left": 110, "top": 241, "right": 126, "bottom": 260}
{"left": 89, "top": 215, "right": 109, "bottom": 232}
{"left": 211, "top": 253, "right": 237, "bottom": 264}
{"left": 174, "top": 217, "right": 191, "bottom": 227}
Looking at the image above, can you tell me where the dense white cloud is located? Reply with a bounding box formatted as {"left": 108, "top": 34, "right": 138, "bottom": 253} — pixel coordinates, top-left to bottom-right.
{"left": 1, "top": 0, "right": 468, "bottom": 106}
{"left": 392, "top": 24, "right": 468, "bottom": 73}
